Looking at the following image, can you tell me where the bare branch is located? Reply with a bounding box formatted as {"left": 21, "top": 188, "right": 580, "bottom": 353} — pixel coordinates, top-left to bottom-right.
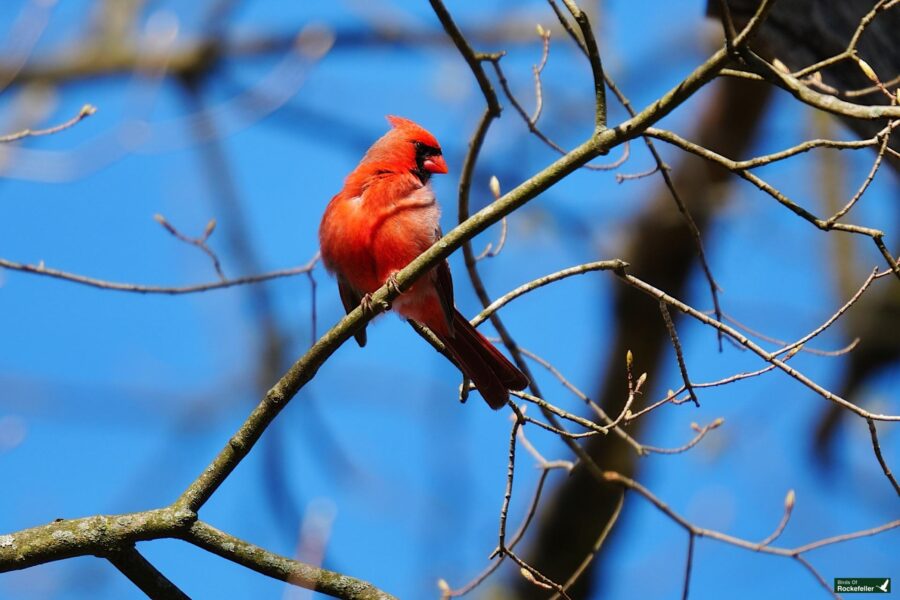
{"left": 642, "top": 419, "right": 725, "bottom": 455}
{"left": 602, "top": 470, "right": 900, "bottom": 559}
{"left": 558, "top": 0, "right": 607, "bottom": 129}
{"left": 746, "top": 50, "right": 900, "bottom": 120}
{"left": 182, "top": 521, "right": 395, "bottom": 600}
{"left": 547, "top": 491, "right": 624, "bottom": 600}
{"left": 660, "top": 301, "right": 699, "bottom": 407}
{"left": 645, "top": 126, "right": 900, "bottom": 279}
{"left": 0, "top": 255, "right": 319, "bottom": 295}
{"left": 756, "top": 490, "right": 796, "bottom": 549}
{"left": 866, "top": 419, "right": 900, "bottom": 496}
{"left": 427, "top": 0, "right": 501, "bottom": 116}
{"left": 791, "top": 0, "right": 898, "bottom": 79}
{"left": 473, "top": 260, "right": 627, "bottom": 327}
{"left": 616, "top": 268, "right": 900, "bottom": 422}
{"left": 681, "top": 533, "right": 695, "bottom": 600}
{"left": 154, "top": 214, "right": 226, "bottom": 281}
{"left": 106, "top": 546, "right": 191, "bottom": 600}
{"left": 824, "top": 130, "right": 892, "bottom": 225}
{"left": 0, "top": 104, "right": 96, "bottom": 143}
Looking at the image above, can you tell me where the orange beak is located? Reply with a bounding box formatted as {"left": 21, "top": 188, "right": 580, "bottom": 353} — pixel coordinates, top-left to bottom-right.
{"left": 423, "top": 154, "right": 448, "bottom": 174}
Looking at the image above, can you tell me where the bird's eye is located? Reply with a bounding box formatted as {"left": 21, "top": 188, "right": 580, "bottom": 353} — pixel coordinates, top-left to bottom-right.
{"left": 413, "top": 140, "right": 440, "bottom": 156}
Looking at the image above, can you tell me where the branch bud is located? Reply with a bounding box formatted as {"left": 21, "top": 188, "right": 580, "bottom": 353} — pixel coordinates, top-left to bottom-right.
{"left": 856, "top": 57, "right": 878, "bottom": 83}
{"left": 489, "top": 175, "right": 501, "bottom": 199}
{"left": 153, "top": 213, "right": 177, "bottom": 235}
{"left": 784, "top": 489, "right": 795, "bottom": 510}
{"left": 520, "top": 568, "right": 552, "bottom": 589}
{"left": 626, "top": 349, "right": 633, "bottom": 369}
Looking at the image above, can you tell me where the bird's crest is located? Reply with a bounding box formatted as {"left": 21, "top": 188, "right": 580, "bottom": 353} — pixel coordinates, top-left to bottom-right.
{"left": 386, "top": 115, "right": 417, "bottom": 130}
{"left": 385, "top": 115, "right": 441, "bottom": 150}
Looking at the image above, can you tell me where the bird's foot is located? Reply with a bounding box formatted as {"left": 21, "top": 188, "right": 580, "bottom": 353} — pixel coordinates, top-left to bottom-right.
{"left": 361, "top": 292, "right": 390, "bottom": 315}
{"left": 386, "top": 273, "right": 402, "bottom": 296}
{"left": 360, "top": 293, "right": 376, "bottom": 315}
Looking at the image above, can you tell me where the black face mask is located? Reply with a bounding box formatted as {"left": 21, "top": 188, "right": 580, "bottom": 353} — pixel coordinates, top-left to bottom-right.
{"left": 412, "top": 140, "right": 442, "bottom": 184}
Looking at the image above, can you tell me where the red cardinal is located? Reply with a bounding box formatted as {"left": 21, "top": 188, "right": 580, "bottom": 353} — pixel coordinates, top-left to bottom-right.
{"left": 318, "top": 116, "right": 528, "bottom": 409}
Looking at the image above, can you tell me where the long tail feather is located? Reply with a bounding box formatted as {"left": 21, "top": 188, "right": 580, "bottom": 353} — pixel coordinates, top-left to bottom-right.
{"left": 436, "top": 310, "right": 529, "bottom": 410}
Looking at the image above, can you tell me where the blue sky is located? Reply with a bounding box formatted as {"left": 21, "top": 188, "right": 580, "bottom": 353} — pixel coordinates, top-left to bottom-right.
{"left": 0, "top": 1, "right": 897, "bottom": 598}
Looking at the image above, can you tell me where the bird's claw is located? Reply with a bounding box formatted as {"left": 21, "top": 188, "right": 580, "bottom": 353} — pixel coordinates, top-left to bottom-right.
{"left": 386, "top": 274, "right": 402, "bottom": 296}
{"left": 361, "top": 292, "right": 390, "bottom": 315}
{"left": 360, "top": 293, "right": 376, "bottom": 315}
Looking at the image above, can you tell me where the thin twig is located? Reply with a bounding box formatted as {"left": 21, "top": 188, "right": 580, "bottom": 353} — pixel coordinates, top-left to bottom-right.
{"left": 475, "top": 177, "right": 509, "bottom": 261}
{"left": 548, "top": 491, "right": 625, "bottom": 600}
{"left": 154, "top": 214, "right": 226, "bottom": 281}
{"left": 715, "top": 0, "right": 738, "bottom": 56}
{"left": 642, "top": 419, "right": 724, "bottom": 455}
{"left": 506, "top": 549, "right": 572, "bottom": 599}
{"left": 494, "top": 417, "right": 523, "bottom": 557}
{"left": 824, "top": 129, "right": 892, "bottom": 225}
{"left": 744, "top": 49, "right": 900, "bottom": 121}
{"left": 615, "top": 164, "right": 658, "bottom": 182}
{"left": 681, "top": 533, "right": 695, "bottom": 600}
{"left": 472, "top": 259, "right": 626, "bottom": 327}
{"left": 617, "top": 269, "right": 900, "bottom": 422}
{"left": 866, "top": 419, "right": 900, "bottom": 496}
{"left": 307, "top": 269, "right": 318, "bottom": 347}
{"left": 530, "top": 25, "right": 552, "bottom": 124}
{"left": 442, "top": 469, "right": 553, "bottom": 597}
{"left": 514, "top": 345, "right": 643, "bottom": 453}
{"left": 0, "top": 104, "right": 96, "bottom": 143}
{"left": 756, "top": 490, "right": 796, "bottom": 549}
{"left": 488, "top": 56, "right": 629, "bottom": 171}
{"left": 660, "top": 301, "right": 699, "bottom": 407}
{"left": 645, "top": 126, "right": 900, "bottom": 280}
{"left": 720, "top": 314, "right": 860, "bottom": 357}
{"left": 482, "top": 258, "right": 896, "bottom": 422}
{"left": 769, "top": 268, "right": 878, "bottom": 360}
{"left": 0, "top": 255, "right": 319, "bottom": 295}
{"left": 791, "top": 0, "right": 897, "bottom": 79}
{"left": 602, "top": 470, "right": 900, "bottom": 557}
{"left": 603, "top": 72, "right": 725, "bottom": 348}
{"left": 794, "top": 555, "right": 837, "bottom": 599}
